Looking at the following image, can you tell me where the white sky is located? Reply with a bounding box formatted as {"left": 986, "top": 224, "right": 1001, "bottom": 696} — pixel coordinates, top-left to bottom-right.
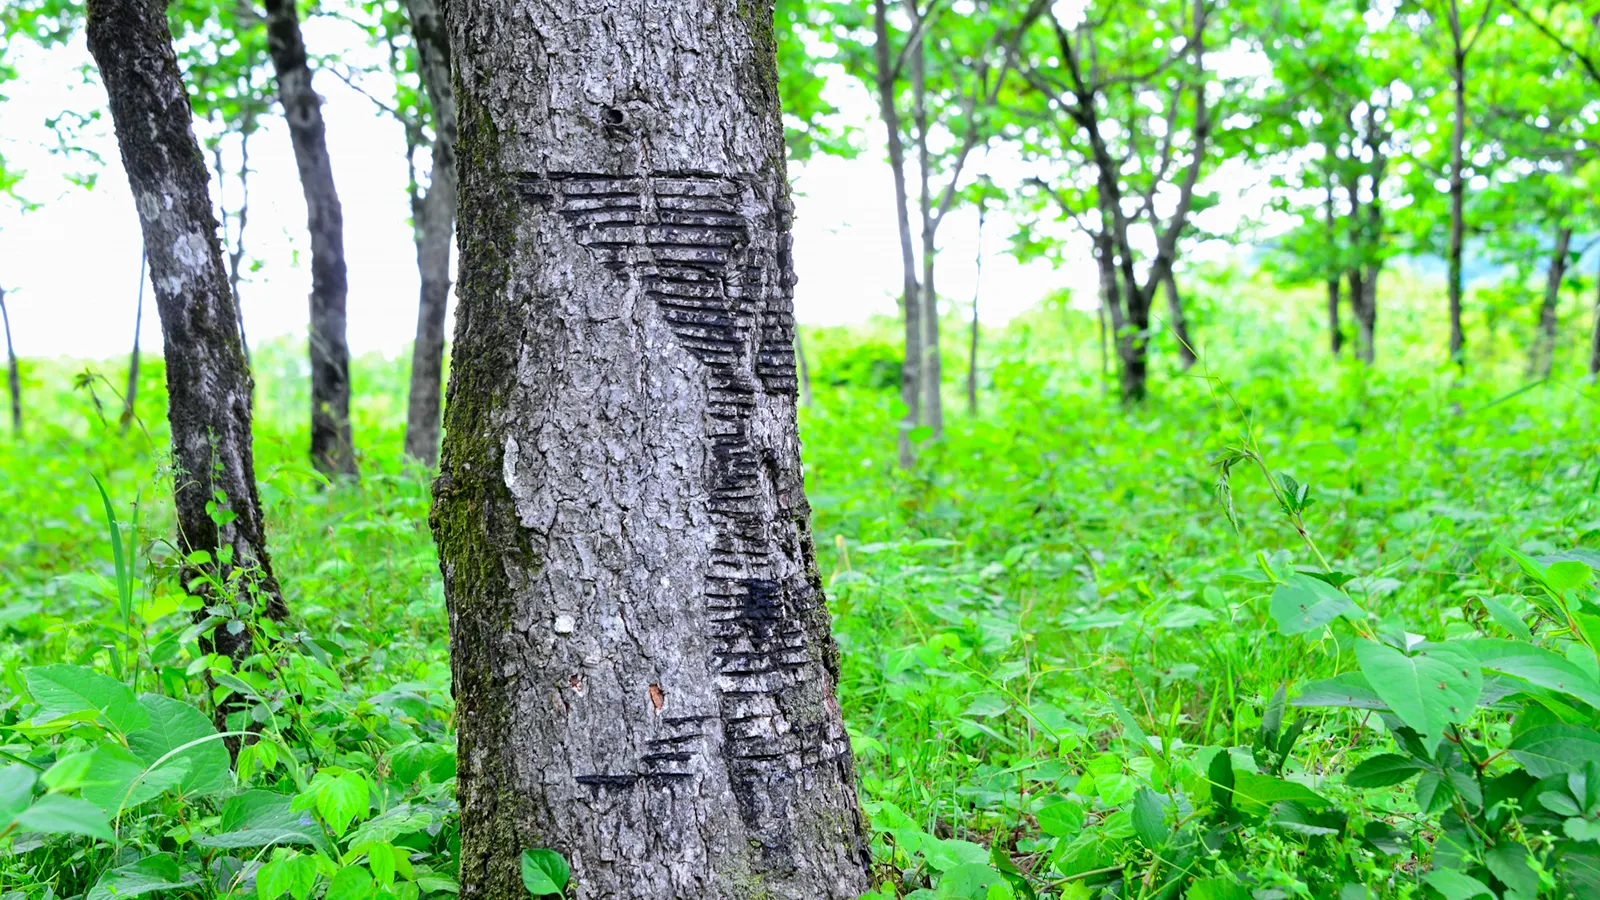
{"left": 0, "top": 23, "right": 1084, "bottom": 360}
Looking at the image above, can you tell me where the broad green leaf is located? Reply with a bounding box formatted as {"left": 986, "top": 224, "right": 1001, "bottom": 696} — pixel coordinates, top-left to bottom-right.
{"left": 23, "top": 664, "right": 148, "bottom": 735}
{"left": 1463, "top": 639, "right": 1600, "bottom": 709}
{"left": 925, "top": 838, "right": 991, "bottom": 873}
{"left": 1510, "top": 725, "right": 1600, "bottom": 778}
{"left": 1345, "top": 754, "right": 1426, "bottom": 788}
{"left": 0, "top": 763, "right": 37, "bottom": 821}
{"left": 1355, "top": 641, "right": 1479, "bottom": 741}
{"left": 195, "top": 790, "right": 329, "bottom": 852}
{"left": 326, "top": 866, "right": 373, "bottom": 900}
{"left": 1421, "top": 869, "right": 1492, "bottom": 900}
{"left": 1035, "top": 799, "right": 1083, "bottom": 838}
{"left": 1486, "top": 844, "right": 1539, "bottom": 899}
{"left": 127, "top": 694, "right": 232, "bottom": 797}
{"left": 1291, "top": 673, "right": 1388, "bottom": 710}
{"left": 936, "top": 863, "right": 1006, "bottom": 897}
{"left": 74, "top": 743, "right": 186, "bottom": 814}
{"left": 520, "top": 848, "right": 571, "bottom": 895}
{"left": 1231, "top": 772, "right": 1330, "bottom": 816}
{"left": 1188, "top": 880, "right": 1250, "bottom": 900}
{"left": 258, "top": 858, "right": 293, "bottom": 900}
{"left": 1270, "top": 574, "right": 1357, "bottom": 635}
{"left": 12, "top": 794, "right": 115, "bottom": 840}
{"left": 86, "top": 854, "right": 190, "bottom": 900}
{"left": 1130, "top": 789, "right": 1166, "bottom": 848}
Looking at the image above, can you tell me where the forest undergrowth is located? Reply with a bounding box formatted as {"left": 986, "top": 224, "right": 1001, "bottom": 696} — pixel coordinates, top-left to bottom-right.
{"left": 4, "top": 285, "right": 1600, "bottom": 900}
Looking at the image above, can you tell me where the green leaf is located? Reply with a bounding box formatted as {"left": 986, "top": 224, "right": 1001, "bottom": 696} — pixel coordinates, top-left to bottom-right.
{"left": 23, "top": 664, "right": 148, "bottom": 735}
{"left": 1421, "top": 869, "right": 1492, "bottom": 900}
{"left": 1291, "top": 672, "right": 1389, "bottom": 710}
{"left": 12, "top": 794, "right": 115, "bottom": 840}
{"left": 1355, "top": 641, "right": 1480, "bottom": 742}
{"left": 1231, "top": 772, "right": 1330, "bottom": 816}
{"left": 1188, "top": 879, "right": 1251, "bottom": 900}
{"left": 1270, "top": 574, "right": 1358, "bottom": 635}
{"left": 520, "top": 848, "right": 570, "bottom": 896}
{"left": 1462, "top": 639, "right": 1600, "bottom": 709}
{"left": 1130, "top": 789, "right": 1166, "bottom": 848}
{"left": 311, "top": 771, "right": 369, "bottom": 838}
{"left": 127, "top": 694, "right": 233, "bottom": 797}
{"left": 925, "top": 837, "right": 991, "bottom": 873}
{"left": 195, "top": 791, "right": 329, "bottom": 853}
{"left": 1207, "top": 748, "right": 1235, "bottom": 810}
{"left": 326, "top": 866, "right": 374, "bottom": 900}
{"left": 257, "top": 858, "right": 292, "bottom": 900}
{"left": 1346, "top": 754, "right": 1426, "bottom": 788}
{"left": 0, "top": 763, "right": 38, "bottom": 821}
{"left": 1510, "top": 725, "right": 1600, "bottom": 778}
{"left": 1034, "top": 799, "right": 1083, "bottom": 838}
{"left": 73, "top": 743, "right": 185, "bottom": 814}
{"left": 1486, "top": 844, "right": 1539, "bottom": 899}
{"left": 86, "top": 854, "right": 191, "bottom": 900}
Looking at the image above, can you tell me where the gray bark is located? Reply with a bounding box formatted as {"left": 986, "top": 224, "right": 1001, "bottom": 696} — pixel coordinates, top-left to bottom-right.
{"left": 0, "top": 287, "right": 18, "bottom": 433}
{"left": 1447, "top": 37, "right": 1467, "bottom": 367}
{"left": 85, "top": 0, "right": 285, "bottom": 665}
{"left": 909, "top": 1, "right": 943, "bottom": 438}
{"left": 1325, "top": 177, "right": 1342, "bottom": 357}
{"left": 874, "top": 0, "right": 921, "bottom": 468}
{"left": 401, "top": 0, "right": 458, "bottom": 467}
{"left": 264, "top": 0, "right": 358, "bottom": 481}
{"left": 435, "top": 2, "right": 871, "bottom": 898}
{"left": 122, "top": 254, "right": 144, "bottom": 434}
{"left": 1531, "top": 226, "right": 1571, "bottom": 379}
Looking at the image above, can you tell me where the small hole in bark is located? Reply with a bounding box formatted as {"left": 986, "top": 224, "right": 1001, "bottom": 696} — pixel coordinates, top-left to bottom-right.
{"left": 649, "top": 683, "right": 665, "bottom": 710}
{"left": 602, "top": 107, "right": 627, "bottom": 127}
{"left": 570, "top": 674, "right": 581, "bottom": 689}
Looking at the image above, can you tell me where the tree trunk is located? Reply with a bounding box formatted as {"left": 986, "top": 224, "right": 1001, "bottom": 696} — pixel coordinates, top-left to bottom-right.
{"left": 1591, "top": 257, "right": 1600, "bottom": 377}
{"left": 435, "top": 3, "right": 872, "bottom": 898}
{"left": 1162, "top": 270, "right": 1197, "bottom": 370}
{"left": 1093, "top": 227, "right": 1118, "bottom": 391}
{"left": 0, "top": 286, "right": 18, "bottom": 434}
{"left": 909, "top": 1, "right": 942, "bottom": 439}
{"left": 228, "top": 125, "right": 255, "bottom": 364}
{"left": 1325, "top": 178, "right": 1343, "bottom": 356}
{"left": 86, "top": 0, "right": 285, "bottom": 666}
{"left": 1349, "top": 267, "right": 1378, "bottom": 365}
{"left": 122, "top": 253, "right": 144, "bottom": 434}
{"left": 1118, "top": 269, "right": 1149, "bottom": 402}
{"left": 264, "top": 0, "right": 358, "bottom": 481}
{"left": 1530, "top": 226, "right": 1571, "bottom": 379}
{"left": 874, "top": 0, "right": 920, "bottom": 468}
{"left": 966, "top": 202, "right": 984, "bottom": 414}
{"left": 401, "top": 0, "right": 459, "bottom": 467}
{"left": 1447, "top": 46, "right": 1467, "bottom": 367}
{"left": 796, "top": 326, "right": 814, "bottom": 409}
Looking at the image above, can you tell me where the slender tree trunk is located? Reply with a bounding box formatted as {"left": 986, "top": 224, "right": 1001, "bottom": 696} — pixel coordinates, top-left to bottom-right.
{"left": 122, "top": 254, "right": 145, "bottom": 434}
{"left": 1349, "top": 267, "right": 1379, "bottom": 365}
{"left": 436, "top": 2, "right": 871, "bottom": 897}
{"left": 1591, "top": 256, "right": 1600, "bottom": 377}
{"left": 86, "top": 0, "right": 285, "bottom": 666}
{"left": 796, "top": 326, "right": 814, "bottom": 408}
{"left": 1118, "top": 270, "right": 1150, "bottom": 402}
{"left": 1093, "top": 227, "right": 1117, "bottom": 392}
{"left": 229, "top": 126, "right": 255, "bottom": 364}
{"left": 0, "top": 287, "right": 18, "bottom": 434}
{"left": 1447, "top": 37, "right": 1468, "bottom": 367}
{"left": 1163, "top": 270, "right": 1197, "bottom": 370}
{"left": 264, "top": 0, "right": 358, "bottom": 480}
{"left": 966, "top": 201, "right": 984, "bottom": 414}
{"left": 1325, "top": 178, "right": 1343, "bottom": 356}
{"left": 874, "top": 0, "right": 920, "bottom": 467}
{"left": 401, "top": 0, "right": 458, "bottom": 466}
{"left": 1530, "top": 226, "right": 1571, "bottom": 379}
{"left": 909, "top": 1, "right": 942, "bottom": 438}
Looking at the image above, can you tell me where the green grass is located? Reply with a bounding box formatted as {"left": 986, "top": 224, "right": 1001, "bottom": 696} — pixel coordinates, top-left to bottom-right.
{"left": 4, "top": 272, "right": 1600, "bottom": 899}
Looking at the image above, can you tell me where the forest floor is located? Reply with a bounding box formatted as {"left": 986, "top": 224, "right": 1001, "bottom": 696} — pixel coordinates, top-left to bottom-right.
{"left": 3, "top": 286, "right": 1599, "bottom": 899}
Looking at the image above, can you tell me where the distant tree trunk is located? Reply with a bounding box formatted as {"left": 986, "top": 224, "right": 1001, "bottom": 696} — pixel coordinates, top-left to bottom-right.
{"left": 1163, "top": 270, "right": 1197, "bottom": 370}
{"left": 1529, "top": 226, "right": 1571, "bottom": 379}
{"left": 400, "top": 0, "right": 458, "bottom": 466}
{"left": 1325, "top": 178, "right": 1343, "bottom": 356}
{"left": 1349, "top": 267, "right": 1378, "bottom": 364}
{"left": 264, "top": 0, "right": 358, "bottom": 481}
{"left": 874, "top": 0, "right": 920, "bottom": 467}
{"left": 121, "top": 254, "right": 144, "bottom": 434}
{"left": 796, "top": 326, "right": 814, "bottom": 408}
{"left": 1591, "top": 258, "right": 1600, "bottom": 377}
{"left": 0, "top": 287, "right": 18, "bottom": 434}
{"left": 1445, "top": 8, "right": 1468, "bottom": 367}
{"left": 967, "top": 201, "right": 984, "bottom": 414}
{"left": 909, "top": 2, "right": 942, "bottom": 439}
{"left": 226, "top": 124, "right": 256, "bottom": 364}
{"left": 86, "top": 0, "right": 285, "bottom": 665}
{"left": 1093, "top": 226, "right": 1118, "bottom": 392}
{"left": 436, "top": 1, "right": 872, "bottom": 897}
